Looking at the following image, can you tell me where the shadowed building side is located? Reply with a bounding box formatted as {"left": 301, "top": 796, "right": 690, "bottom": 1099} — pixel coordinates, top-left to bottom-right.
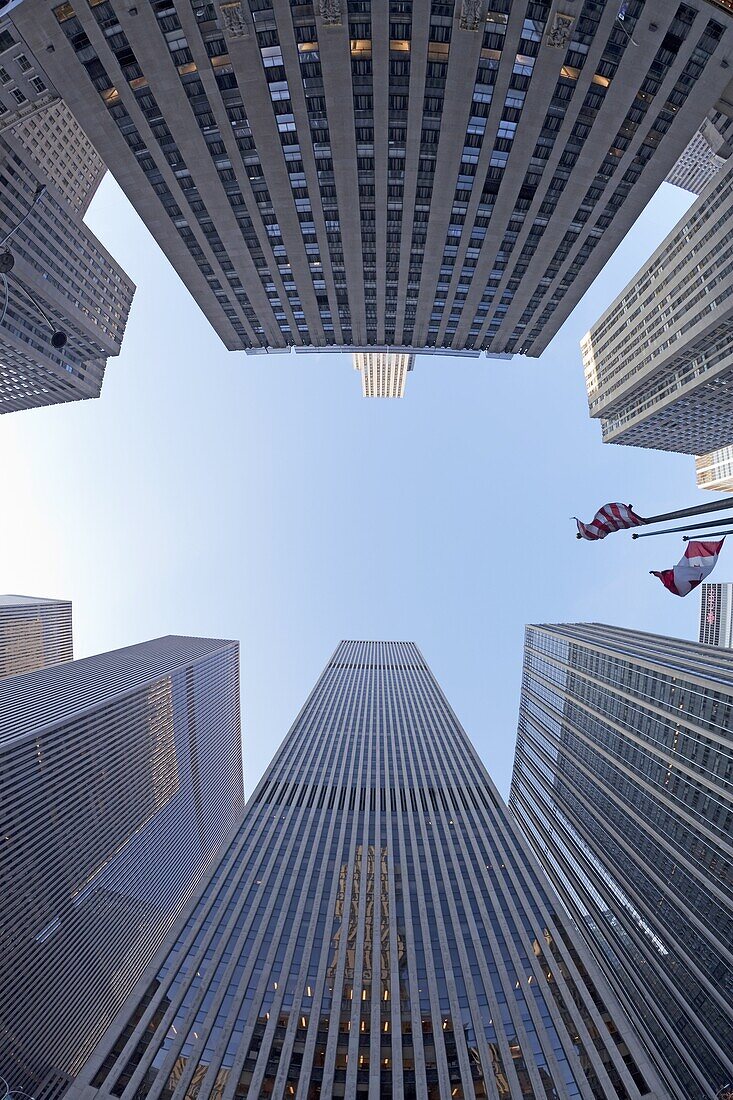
{"left": 510, "top": 623, "right": 733, "bottom": 1100}
{"left": 0, "top": 635, "right": 244, "bottom": 1099}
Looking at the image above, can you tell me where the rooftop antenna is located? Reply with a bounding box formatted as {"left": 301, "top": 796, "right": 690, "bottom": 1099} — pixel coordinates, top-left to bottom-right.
{"left": 0, "top": 183, "right": 68, "bottom": 349}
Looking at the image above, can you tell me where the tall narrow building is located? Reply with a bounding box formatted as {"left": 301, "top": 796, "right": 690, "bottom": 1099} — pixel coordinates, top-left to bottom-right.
{"left": 581, "top": 152, "right": 733, "bottom": 455}
{"left": 0, "top": 635, "right": 244, "bottom": 1098}
{"left": 353, "top": 350, "right": 414, "bottom": 398}
{"left": 698, "top": 582, "right": 733, "bottom": 645}
{"left": 0, "top": 593, "right": 72, "bottom": 677}
{"left": 510, "top": 623, "right": 733, "bottom": 1100}
{"left": 70, "top": 641, "right": 661, "bottom": 1100}
{"left": 10, "top": 0, "right": 733, "bottom": 358}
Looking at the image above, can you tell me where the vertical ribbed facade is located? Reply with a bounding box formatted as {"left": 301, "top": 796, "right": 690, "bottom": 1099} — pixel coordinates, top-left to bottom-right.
{"left": 353, "top": 351, "right": 414, "bottom": 397}
{"left": 0, "top": 594, "right": 73, "bottom": 677}
{"left": 0, "top": 635, "right": 244, "bottom": 1099}
{"left": 10, "top": 0, "right": 733, "bottom": 357}
{"left": 73, "top": 641, "right": 660, "bottom": 1100}
{"left": 510, "top": 623, "right": 733, "bottom": 1100}
{"left": 698, "top": 582, "right": 733, "bottom": 646}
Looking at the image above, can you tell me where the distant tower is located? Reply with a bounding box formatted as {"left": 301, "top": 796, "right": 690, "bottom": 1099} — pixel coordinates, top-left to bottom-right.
{"left": 510, "top": 622, "right": 733, "bottom": 1100}
{"left": 353, "top": 351, "right": 414, "bottom": 398}
{"left": 695, "top": 446, "right": 733, "bottom": 492}
{"left": 0, "top": 635, "right": 244, "bottom": 1099}
{"left": 698, "top": 582, "right": 733, "bottom": 646}
{"left": 0, "top": 16, "right": 106, "bottom": 214}
{"left": 582, "top": 154, "right": 733, "bottom": 455}
{"left": 68, "top": 642, "right": 661, "bottom": 1100}
{"left": 0, "top": 593, "right": 72, "bottom": 677}
{"left": 665, "top": 89, "right": 733, "bottom": 195}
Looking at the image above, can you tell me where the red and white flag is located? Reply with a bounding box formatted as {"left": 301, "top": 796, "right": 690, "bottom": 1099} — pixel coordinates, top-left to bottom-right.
{"left": 651, "top": 539, "right": 725, "bottom": 597}
{"left": 575, "top": 503, "right": 646, "bottom": 541}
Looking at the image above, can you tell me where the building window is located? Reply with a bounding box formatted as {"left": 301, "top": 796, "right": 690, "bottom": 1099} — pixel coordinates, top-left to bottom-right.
{"left": 15, "top": 53, "right": 32, "bottom": 72}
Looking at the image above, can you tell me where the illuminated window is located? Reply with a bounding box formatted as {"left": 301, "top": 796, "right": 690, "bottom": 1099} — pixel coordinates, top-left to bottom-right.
{"left": 428, "top": 41, "right": 449, "bottom": 62}
{"left": 350, "top": 39, "right": 371, "bottom": 58}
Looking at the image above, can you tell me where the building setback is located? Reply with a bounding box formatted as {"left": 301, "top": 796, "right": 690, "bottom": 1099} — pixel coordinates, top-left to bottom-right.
{"left": 0, "top": 123, "right": 134, "bottom": 414}
{"left": 510, "top": 623, "right": 733, "bottom": 1100}
{"left": 581, "top": 152, "right": 733, "bottom": 455}
{"left": 10, "top": 0, "right": 733, "bottom": 359}
{"left": 0, "top": 635, "right": 244, "bottom": 1098}
{"left": 698, "top": 581, "right": 733, "bottom": 645}
{"left": 0, "top": 593, "right": 72, "bottom": 677}
{"left": 68, "top": 640, "right": 662, "bottom": 1100}
{"left": 353, "top": 350, "right": 414, "bottom": 397}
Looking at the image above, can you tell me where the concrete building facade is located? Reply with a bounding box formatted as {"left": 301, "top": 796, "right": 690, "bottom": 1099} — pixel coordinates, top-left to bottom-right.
{"left": 0, "top": 635, "right": 244, "bottom": 1099}
{"left": 665, "top": 89, "right": 733, "bottom": 194}
{"left": 582, "top": 154, "right": 733, "bottom": 454}
{"left": 353, "top": 350, "right": 414, "bottom": 397}
{"left": 510, "top": 622, "right": 733, "bottom": 1100}
{"left": 698, "top": 581, "right": 733, "bottom": 645}
{"left": 0, "top": 593, "right": 72, "bottom": 676}
{"left": 9, "top": 0, "right": 733, "bottom": 358}
{"left": 66, "top": 640, "right": 662, "bottom": 1100}
{"left": 695, "top": 445, "right": 733, "bottom": 491}
{"left": 0, "top": 125, "right": 134, "bottom": 413}
{"left": 0, "top": 17, "right": 106, "bottom": 213}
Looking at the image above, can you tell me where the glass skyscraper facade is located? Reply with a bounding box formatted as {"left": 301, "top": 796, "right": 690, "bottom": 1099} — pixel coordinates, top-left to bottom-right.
{"left": 73, "top": 640, "right": 660, "bottom": 1100}
{"left": 0, "top": 635, "right": 244, "bottom": 1099}
{"left": 510, "top": 623, "right": 733, "bottom": 1100}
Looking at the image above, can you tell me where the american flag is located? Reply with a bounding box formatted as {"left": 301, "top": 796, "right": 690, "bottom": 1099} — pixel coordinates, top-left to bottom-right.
{"left": 575, "top": 503, "right": 646, "bottom": 541}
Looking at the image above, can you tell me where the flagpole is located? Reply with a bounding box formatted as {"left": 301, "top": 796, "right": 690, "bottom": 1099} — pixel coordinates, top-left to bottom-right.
{"left": 631, "top": 515, "right": 733, "bottom": 539}
{"left": 640, "top": 496, "right": 733, "bottom": 526}
{"left": 682, "top": 530, "right": 733, "bottom": 541}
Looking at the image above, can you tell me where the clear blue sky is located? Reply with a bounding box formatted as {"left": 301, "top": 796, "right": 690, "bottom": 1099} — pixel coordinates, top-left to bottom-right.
{"left": 0, "top": 178, "right": 713, "bottom": 798}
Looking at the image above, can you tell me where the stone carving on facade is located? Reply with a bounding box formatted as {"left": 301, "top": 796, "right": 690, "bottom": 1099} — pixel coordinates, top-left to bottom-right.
{"left": 546, "top": 12, "right": 575, "bottom": 48}
{"left": 458, "top": 0, "right": 483, "bottom": 32}
{"left": 218, "top": 0, "right": 249, "bottom": 38}
{"left": 319, "top": 0, "right": 342, "bottom": 26}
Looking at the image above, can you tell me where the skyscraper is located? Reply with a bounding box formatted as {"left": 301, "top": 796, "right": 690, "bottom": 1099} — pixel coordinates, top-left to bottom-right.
{"left": 11, "top": 0, "right": 733, "bottom": 358}
{"left": 354, "top": 350, "right": 414, "bottom": 398}
{"left": 0, "top": 123, "right": 135, "bottom": 414}
{"left": 0, "top": 635, "right": 244, "bottom": 1098}
{"left": 0, "top": 15, "right": 106, "bottom": 214}
{"left": 0, "top": 593, "right": 72, "bottom": 676}
{"left": 698, "top": 582, "right": 733, "bottom": 645}
{"left": 581, "top": 153, "right": 733, "bottom": 455}
{"left": 510, "top": 623, "right": 733, "bottom": 1100}
{"left": 695, "top": 445, "right": 733, "bottom": 492}
{"left": 665, "top": 94, "right": 733, "bottom": 194}
{"left": 70, "top": 641, "right": 661, "bottom": 1100}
